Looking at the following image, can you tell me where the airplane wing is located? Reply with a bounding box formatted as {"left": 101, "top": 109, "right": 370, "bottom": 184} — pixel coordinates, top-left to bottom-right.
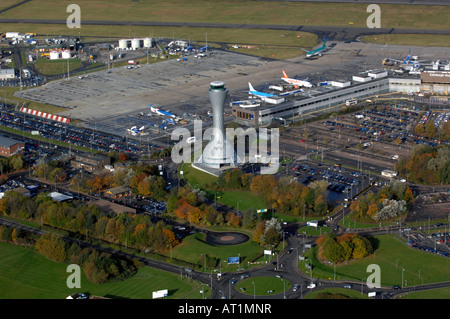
{"left": 386, "top": 58, "right": 404, "bottom": 63}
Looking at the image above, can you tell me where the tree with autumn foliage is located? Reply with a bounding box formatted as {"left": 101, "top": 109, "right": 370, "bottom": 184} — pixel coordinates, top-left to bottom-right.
{"left": 35, "top": 233, "right": 67, "bottom": 262}
{"left": 250, "top": 174, "right": 279, "bottom": 207}
{"left": 316, "top": 233, "right": 374, "bottom": 263}
{"left": 85, "top": 174, "right": 114, "bottom": 193}
{"left": 253, "top": 220, "right": 266, "bottom": 243}
{"left": 396, "top": 144, "right": 450, "bottom": 185}
{"left": 225, "top": 212, "right": 242, "bottom": 227}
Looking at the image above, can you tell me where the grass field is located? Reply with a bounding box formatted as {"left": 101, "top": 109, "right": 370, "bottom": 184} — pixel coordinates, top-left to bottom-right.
{"left": 179, "top": 161, "right": 217, "bottom": 188}
{"left": 33, "top": 57, "right": 83, "bottom": 76}
{"left": 0, "top": 0, "right": 22, "bottom": 11}
{"left": 1, "top": 0, "right": 449, "bottom": 30}
{"left": 0, "top": 242, "right": 205, "bottom": 299}
{"left": 400, "top": 287, "right": 450, "bottom": 299}
{"left": 0, "top": 86, "right": 66, "bottom": 114}
{"left": 235, "top": 276, "right": 292, "bottom": 297}
{"left": 300, "top": 234, "right": 450, "bottom": 289}
{"left": 214, "top": 190, "right": 266, "bottom": 211}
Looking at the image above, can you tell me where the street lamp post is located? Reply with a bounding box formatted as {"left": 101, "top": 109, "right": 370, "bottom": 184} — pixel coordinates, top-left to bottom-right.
{"left": 201, "top": 253, "right": 206, "bottom": 271}
{"left": 252, "top": 282, "right": 255, "bottom": 299}
{"left": 402, "top": 269, "right": 405, "bottom": 288}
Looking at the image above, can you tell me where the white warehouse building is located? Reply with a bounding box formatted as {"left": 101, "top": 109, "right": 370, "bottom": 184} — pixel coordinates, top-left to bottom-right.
{"left": 0, "top": 69, "right": 15, "bottom": 80}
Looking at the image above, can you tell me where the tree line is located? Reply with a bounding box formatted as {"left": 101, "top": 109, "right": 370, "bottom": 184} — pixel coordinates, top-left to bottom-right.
{"left": 0, "top": 224, "right": 139, "bottom": 285}
{"left": 208, "top": 168, "right": 330, "bottom": 217}
{"left": 33, "top": 159, "right": 170, "bottom": 200}
{"left": 0, "top": 191, "right": 179, "bottom": 254}
{"left": 395, "top": 144, "right": 450, "bottom": 185}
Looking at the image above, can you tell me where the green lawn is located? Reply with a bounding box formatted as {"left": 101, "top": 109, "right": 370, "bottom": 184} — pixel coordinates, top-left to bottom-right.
{"left": 34, "top": 57, "right": 83, "bottom": 76}
{"left": 215, "top": 190, "right": 266, "bottom": 211}
{"left": 300, "top": 235, "right": 450, "bottom": 288}
{"left": 179, "top": 161, "right": 217, "bottom": 188}
{"left": 400, "top": 287, "right": 450, "bottom": 299}
{"left": 298, "top": 225, "right": 332, "bottom": 236}
{"left": 235, "top": 276, "right": 291, "bottom": 297}
{"left": 0, "top": 242, "right": 205, "bottom": 299}
{"left": 0, "top": 87, "right": 66, "bottom": 114}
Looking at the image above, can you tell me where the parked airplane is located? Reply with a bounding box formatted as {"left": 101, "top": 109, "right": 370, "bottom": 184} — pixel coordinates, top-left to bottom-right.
{"left": 165, "top": 118, "right": 176, "bottom": 125}
{"left": 386, "top": 49, "right": 426, "bottom": 66}
{"left": 248, "top": 82, "right": 285, "bottom": 104}
{"left": 303, "top": 39, "right": 327, "bottom": 58}
{"left": 281, "top": 70, "right": 312, "bottom": 88}
{"left": 149, "top": 104, "right": 176, "bottom": 118}
{"left": 248, "top": 82, "right": 277, "bottom": 99}
{"left": 127, "top": 125, "right": 145, "bottom": 136}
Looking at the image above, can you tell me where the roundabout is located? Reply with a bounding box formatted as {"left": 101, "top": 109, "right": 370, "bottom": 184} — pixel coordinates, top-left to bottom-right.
{"left": 204, "top": 231, "right": 250, "bottom": 246}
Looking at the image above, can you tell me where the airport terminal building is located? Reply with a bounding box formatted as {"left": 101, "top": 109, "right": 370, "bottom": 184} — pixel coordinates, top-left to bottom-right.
{"left": 232, "top": 69, "right": 447, "bottom": 126}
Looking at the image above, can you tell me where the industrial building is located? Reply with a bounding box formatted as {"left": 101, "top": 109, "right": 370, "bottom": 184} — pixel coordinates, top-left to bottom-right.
{"left": 116, "top": 38, "right": 153, "bottom": 51}
{"left": 0, "top": 68, "right": 15, "bottom": 80}
{"left": 421, "top": 71, "right": 450, "bottom": 95}
{"left": 0, "top": 136, "right": 24, "bottom": 157}
{"left": 70, "top": 153, "right": 110, "bottom": 172}
{"left": 103, "top": 185, "right": 131, "bottom": 200}
{"left": 232, "top": 69, "right": 448, "bottom": 126}
{"left": 232, "top": 70, "right": 391, "bottom": 126}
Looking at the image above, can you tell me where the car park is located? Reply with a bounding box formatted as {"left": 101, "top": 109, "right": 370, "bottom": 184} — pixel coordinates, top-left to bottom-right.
{"left": 0, "top": 106, "right": 144, "bottom": 155}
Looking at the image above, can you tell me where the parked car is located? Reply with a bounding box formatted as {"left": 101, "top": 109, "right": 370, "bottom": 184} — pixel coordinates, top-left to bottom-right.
{"left": 344, "top": 284, "right": 353, "bottom": 289}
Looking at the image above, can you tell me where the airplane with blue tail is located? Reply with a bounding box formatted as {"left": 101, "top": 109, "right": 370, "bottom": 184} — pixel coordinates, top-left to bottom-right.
{"left": 248, "top": 82, "right": 284, "bottom": 104}
{"left": 149, "top": 104, "right": 176, "bottom": 118}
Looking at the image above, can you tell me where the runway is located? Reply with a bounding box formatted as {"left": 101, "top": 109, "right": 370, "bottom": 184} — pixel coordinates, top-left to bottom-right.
{"left": 1, "top": 18, "right": 450, "bottom": 41}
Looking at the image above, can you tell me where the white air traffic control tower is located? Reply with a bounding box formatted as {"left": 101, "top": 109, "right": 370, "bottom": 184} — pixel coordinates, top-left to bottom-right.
{"left": 196, "top": 81, "right": 236, "bottom": 170}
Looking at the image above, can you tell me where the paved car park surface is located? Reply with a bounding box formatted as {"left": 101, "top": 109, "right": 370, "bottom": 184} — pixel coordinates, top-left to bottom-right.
{"left": 0, "top": 103, "right": 143, "bottom": 155}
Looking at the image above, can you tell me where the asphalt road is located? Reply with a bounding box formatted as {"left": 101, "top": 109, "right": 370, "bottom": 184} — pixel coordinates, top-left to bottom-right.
{"left": 3, "top": 204, "right": 449, "bottom": 300}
